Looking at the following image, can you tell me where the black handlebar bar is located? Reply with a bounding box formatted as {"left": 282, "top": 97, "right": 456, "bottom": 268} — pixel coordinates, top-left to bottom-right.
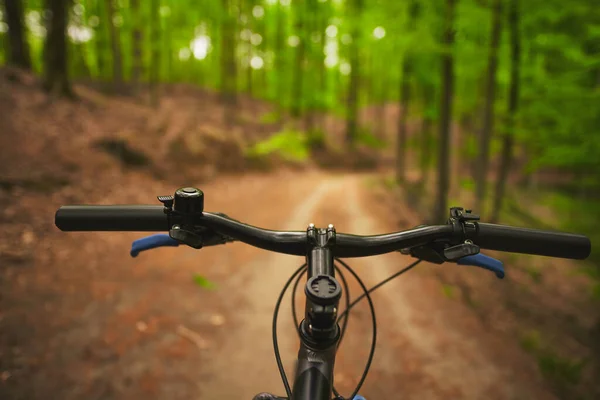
{"left": 55, "top": 205, "right": 591, "bottom": 260}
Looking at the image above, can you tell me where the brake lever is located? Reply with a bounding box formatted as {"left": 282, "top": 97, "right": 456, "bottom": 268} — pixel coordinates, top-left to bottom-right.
{"left": 170, "top": 225, "right": 235, "bottom": 249}
{"left": 402, "top": 241, "right": 505, "bottom": 279}
{"left": 458, "top": 254, "right": 505, "bottom": 279}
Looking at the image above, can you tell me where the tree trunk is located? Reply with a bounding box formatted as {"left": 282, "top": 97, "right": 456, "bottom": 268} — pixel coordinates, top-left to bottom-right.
{"left": 303, "top": 0, "right": 319, "bottom": 133}
{"left": 475, "top": 0, "right": 503, "bottom": 216}
{"left": 345, "top": 0, "right": 363, "bottom": 146}
{"left": 4, "top": 0, "right": 31, "bottom": 68}
{"left": 43, "top": 0, "right": 73, "bottom": 97}
{"left": 491, "top": 0, "right": 520, "bottom": 223}
{"left": 106, "top": 0, "right": 123, "bottom": 92}
{"left": 131, "top": 0, "right": 143, "bottom": 92}
{"left": 419, "top": 83, "right": 435, "bottom": 187}
{"left": 433, "top": 0, "right": 457, "bottom": 224}
{"left": 396, "top": 56, "right": 411, "bottom": 184}
{"left": 149, "top": 0, "right": 160, "bottom": 106}
{"left": 95, "top": 0, "right": 107, "bottom": 80}
{"left": 74, "top": 43, "right": 92, "bottom": 78}
{"left": 220, "top": 0, "right": 237, "bottom": 107}
{"left": 244, "top": 0, "right": 254, "bottom": 96}
{"left": 291, "top": 0, "right": 305, "bottom": 118}
{"left": 318, "top": 8, "right": 328, "bottom": 132}
{"left": 164, "top": 12, "right": 172, "bottom": 82}
{"left": 275, "top": 0, "right": 285, "bottom": 113}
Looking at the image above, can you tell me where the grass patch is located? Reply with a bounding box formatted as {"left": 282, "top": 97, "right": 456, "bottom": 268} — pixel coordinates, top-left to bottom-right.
{"left": 382, "top": 175, "right": 397, "bottom": 190}
{"left": 519, "top": 329, "right": 586, "bottom": 391}
{"left": 355, "top": 127, "right": 387, "bottom": 149}
{"left": 523, "top": 265, "right": 543, "bottom": 283}
{"left": 591, "top": 282, "right": 600, "bottom": 300}
{"left": 441, "top": 283, "right": 457, "bottom": 299}
{"left": 460, "top": 177, "right": 475, "bottom": 190}
{"left": 245, "top": 129, "right": 310, "bottom": 162}
{"left": 306, "top": 128, "right": 326, "bottom": 149}
{"left": 259, "top": 111, "right": 281, "bottom": 124}
{"left": 193, "top": 274, "right": 217, "bottom": 290}
{"left": 519, "top": 329, "right": 542, "bottom": 352}
{"left": 538, "top": 353, "right": 586, "bottom": 387}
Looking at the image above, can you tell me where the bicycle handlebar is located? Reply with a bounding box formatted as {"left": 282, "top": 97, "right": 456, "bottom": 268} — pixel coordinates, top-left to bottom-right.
{"left": 55, "top": 205, "right": 591, "bottom": 260}
{"left": 473, "top": 223, "right": 589, "bottom": 260}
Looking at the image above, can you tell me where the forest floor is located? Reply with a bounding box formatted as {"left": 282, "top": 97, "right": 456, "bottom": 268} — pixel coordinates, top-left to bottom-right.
{"left": 0, "top": 68, "right": 599, "bottom": 400}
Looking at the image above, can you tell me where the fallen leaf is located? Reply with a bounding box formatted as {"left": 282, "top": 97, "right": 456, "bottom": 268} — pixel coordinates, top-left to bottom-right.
{"left": 136, "top": 321, "right": 148, "bottom": 332}
{"left": 21, "top": 230, "right": 35, "bottom": 245}
{"left": 176, "top": 325, "right": 209, "bottom": 349}
{"left": 209, "top": 314, "right": 225, "bottom": 326}
{"left": 193, "top": 274, "right": 217, "bottom": 290}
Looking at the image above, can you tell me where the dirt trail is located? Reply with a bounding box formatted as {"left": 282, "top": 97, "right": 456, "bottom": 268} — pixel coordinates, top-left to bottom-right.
{"left": 142, "top": 172, "right": 556, "bottom": 399}
{"left": 195, "top": 176, "right": 349, "bottom": 397}
{"left": 1, "top": 171, "right": 559, "bottom": 400}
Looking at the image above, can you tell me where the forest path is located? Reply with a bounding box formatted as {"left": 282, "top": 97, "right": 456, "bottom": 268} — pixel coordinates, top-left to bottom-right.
{"left": 124, "top": 172, "right": 555, "bottom": 399}
{"left": 1, "top": 171, "right": 555, "bottom": 400}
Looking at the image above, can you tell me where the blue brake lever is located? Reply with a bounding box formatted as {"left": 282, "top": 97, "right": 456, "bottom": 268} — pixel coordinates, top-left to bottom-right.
{"left": 457, "top": 253, "right": 505, "bottom": 279}
{"left": 130, "top": 234, "right": 180, "bottom": 257}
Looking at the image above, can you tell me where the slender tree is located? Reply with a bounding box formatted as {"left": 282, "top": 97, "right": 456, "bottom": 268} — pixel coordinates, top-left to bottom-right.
{"left": 433, "top": 0, "right": 457, "bottom": 223}
{"left": 131, "top": 0, "right": 143, "bottom": 91}
{"left": 491, "top": 0, "right": 520, "bottom": 223}
{"left": 245, "top": 0, "right": 256, "bottom": 96}
{"left": 163, "top": 2, "right": 172, "bottom": 82}
{"left": 106, "top": 0, "right": 123, "bottom": 91}
{"left": 345, "top": 0, "right": 364, "bottom": 146}
{"left": 274, "top": 0, "right": 286, "bottom": 113}
{"left": 43, "top": 0, "right": 73, "bottom": 96}
{"left": 3, "top": 0, "right": 31, "bottom": 69}
{"left": 149, "top": 0, "right": 160, "bottom": 106}
{"left": 220, "top": 0, "right": 237, "bottom": 106}
{"left": 396, "top": 1, "right": 420, "bottom": 183}
{"left": 396, "top": 55, "right": 410, "bottom": 183}
{"left": 419, "top": 82, "right": 436, "bottom": 187}
{"left": 304, "top": 0, "right": 320, "bottom": 133}
{"left": 291, "top": 0, "right": 305, "bottom": 118}
{"left": 95, "top": 0, "right": 108, "bottom": 80}
{"left": 475, "top": 0, "right": 503, "bottom": 215}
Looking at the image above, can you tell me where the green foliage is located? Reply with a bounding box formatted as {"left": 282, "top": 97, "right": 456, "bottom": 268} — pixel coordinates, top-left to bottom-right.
{"left": 382, "top": 175, "right": 397, "bottom": 190}
{"left": 537, "top": 353, "right": 586, "bottom": 387}
{"left": 259, "top": 111, "right": 281, "bottom": 124}
{"left": 523, "top": 265, "right": 543, "bottom": 283}
{"left": 193, "top": 274, "right": 217, "bottom": 290}
{"left": 306, "top": 129, "right": 326, "bottom": 149}
{"left": 591, "top": 283, "right": 600, "bottom": 300}
{"left": 519, "top": 329, "right": 542, "bottom": 352}
{"left": 460, "top": 177, "right": 475, "bottom": 190}
{"left": 245, "top": 129, "right": 310, "bottom": 162}
{"left": 441, "top": 283, "right": 456, "bottom": 299}
{"left": 355, "top": 127, "right": 387, "bottom": 149}
{"left": 519, "top": 329, "right": 586, "bottom": 389}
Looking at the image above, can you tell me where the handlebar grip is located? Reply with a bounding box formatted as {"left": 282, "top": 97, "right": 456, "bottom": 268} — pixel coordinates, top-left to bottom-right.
{"left": 55, "top": 205, "right": 171, "bottom": 231}
{"left": 474, "top": 223, "right": 591, "bottom": 260}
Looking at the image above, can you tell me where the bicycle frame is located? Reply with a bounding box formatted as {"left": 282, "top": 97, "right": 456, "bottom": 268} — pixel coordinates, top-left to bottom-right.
{"left": 291, "top": 223, "right": 341, "bottom": 399}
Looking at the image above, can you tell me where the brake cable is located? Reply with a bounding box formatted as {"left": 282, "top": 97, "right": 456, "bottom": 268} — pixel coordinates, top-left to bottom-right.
{"left": 336, "top": 259, "right": 422, "bottom": 326}
{"left": 286, "top": 258, "right": 422, "bottom": 399}
{"left": 273, "top": 263, "right": 307, "bottom": 399}
{"left": 332, "top": 259, "right": 376, "bottom": 400}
